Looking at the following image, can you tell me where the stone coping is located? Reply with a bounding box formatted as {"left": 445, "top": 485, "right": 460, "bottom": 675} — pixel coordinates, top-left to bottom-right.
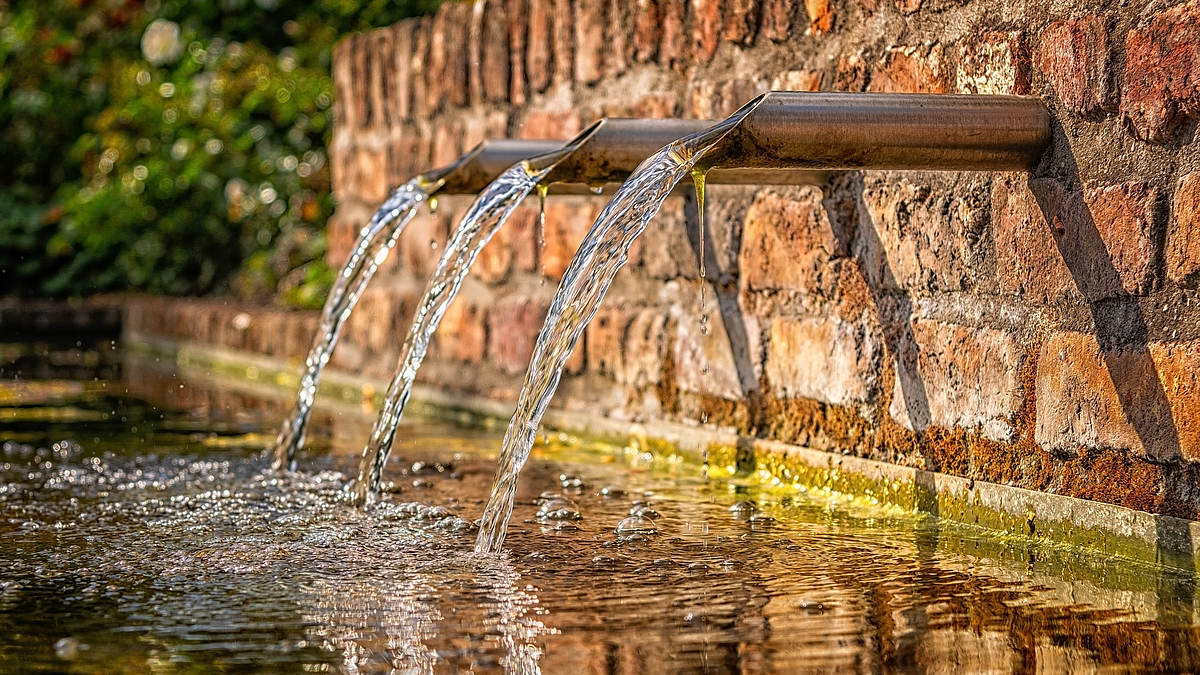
{"left": 124, "top": 329, "right": 1200, "bottom": 577}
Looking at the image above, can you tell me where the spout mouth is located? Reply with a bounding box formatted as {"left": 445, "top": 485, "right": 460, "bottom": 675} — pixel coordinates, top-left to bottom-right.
{"left": 525, "top": 120, "right": 605, "bottom": 173}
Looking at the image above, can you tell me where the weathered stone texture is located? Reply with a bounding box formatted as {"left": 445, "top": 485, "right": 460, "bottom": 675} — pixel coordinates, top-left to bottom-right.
{"left": 542, "top": 199, "right": 605, "bottom": 280}
{"left": 766, "top": 315, "right": 882, "bottom": 406}
{"left": 867, "top": 44, "right": 950, "bottom": 93}
{"left": 487, "top": 296, "right": 550, "bottom": 374}
{"left": 956, "top": 32, "right": 1030, "bottom": 96}
{"left": 1037, "top": 17, "right": 1115, "bottom": 115}
{"left": 740, "top": 188, "right": 839, "bottom": 301}
{"left": 1123, "top": 0, "right": 1200, "bottom": 142}
{"left": 1168, "top": 172, "right": 1200, "bottom": 283}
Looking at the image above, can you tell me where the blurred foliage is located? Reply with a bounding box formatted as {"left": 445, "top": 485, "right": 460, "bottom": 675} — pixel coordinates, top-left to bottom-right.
{"left": 0, "top": 0, "right": 440, "bottom": 306}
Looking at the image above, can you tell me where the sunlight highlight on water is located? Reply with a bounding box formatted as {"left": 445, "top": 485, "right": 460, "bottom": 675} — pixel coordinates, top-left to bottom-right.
{"left": 474, "top": 100, "right": 762, "bottom": 554}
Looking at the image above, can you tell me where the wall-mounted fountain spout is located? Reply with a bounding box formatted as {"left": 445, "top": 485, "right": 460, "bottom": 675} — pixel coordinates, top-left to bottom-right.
{"left": 435, "top": 92, "right": 1051, "bottom": 195}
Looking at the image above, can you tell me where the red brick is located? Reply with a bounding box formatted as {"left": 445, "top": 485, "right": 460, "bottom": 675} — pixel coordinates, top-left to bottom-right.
{"left": 388, "top": 22, "right": 414, "bottom": 122}
{"left": 835, "top": 54, "right": 868, "bottom": 92}
{"left": 479, "top": 0, "right": 510, "bottom": 102}
{"left": 462, "top": 110, "right": 509, "bottom": 151}
{"left": 401, "top": 211, "right": 451, "bottom": 278}
{"left": 606, "top": 0, "right": 632, "bottom": 77}
{"left": 709, "top": 78, "right": 768, "bottom": 118}
{"left": 771, "top": 70, "right": 822, "bottom": 91}
{"left": 1036, "top": 332, "right": 1200, "bottom": 462}
{"left": 620, "top": 309, "right": 668, "bottom": 387}
{"left": 739, "top": 188, "right": 838, "bottom": 298}
{"left": 353, "top": 147, "right": 389, "bottom": 204}
{"left": 507, "top": 203, "right": 541, "bottom": 272}
{"left": 350, "top": 34, "right": 374, "bottom": 129}
{"left": 473, "top": 209, "right": 519, "bottom": 284}
{"left": 386, "top": 127, "right": 432, "bottom": 186}
{"left": 1123, "top": 0, "right": 1200, "bottom": 142}
{"left": 1168, "top": 171, "right": 1200, "bottom": 283}
{"left": 634, "top": 196, "right": 698, "bottom": 279}
{"left": 431, "top": 121, "right": 462, "bottom": 168}
{"left": 552, "top": 0, "right": 575, "bottom": 84}
{"left": 992, "top": 177, "right": 1079, "bottom": 303}
{"left": 324, "top": 203, "right": 373, "bottom": 267}
{"left": 1085, "top": 182, "right": 1160, "bottom": 295}
{"left": 542, "top": 198, "right": 605, "bottom": 280}
{"left": 672, "top": 282, "right": 747, "bottom": 401}
{"left": 804, "top": 0, "right": 832, "bottom": 34}
{"left": 892, "top": 0, "right": 918, "bottom": 14}
{"left": 574, "top": 0, "right": 606, "bottom": 84}
{"left": 759, "top": 0, "right": 791, "bottom": 41}
{"left": 1037, "top": 17, "right": 1115, "bottom": 115}
{"left": 586, "top": 306, "right": 629, "bottom": 377}
{"left": 409, "top": 18, "right": 432, "bottom": 120}
{"left": 956, "top": 31, "right": 1030, "bottom": 96}
{"left": 660, "top": 0, "right": 690, "bottom": 68}
{"left": 631, "top": 0, "right": 663, "bottom": 62}
{"left": 437, "top": 295, "right": 488, "bottom": 363}
{"left": 488, "top": 296, "right": 551, "bottom": 374}
{"left": 766, "top": 315, "right": 883, "bottom": 405}
{"left": 860, "top": 177, "right": 974, "bottom": 293}
{"left": 692, "top": 0, "right": 721, "bottom": 64}
{"left": 889, "top": 319, "right": 1023, "bottom": 442}
{"left": 427, "top": 3, "right": 471, "bottom": 111}
{"left": 526, "top": 0, "right": 554, "bottom": 92}
{"left": 867, "top": 44, "right": 950, "bottom": 93}
{"left": 506, "top": 0, "right": 529, "bottom": 105}
{"left": 332, "top": 38, "right": 356, "bottom": 137}
{"left": 723, "top": 0, "right": 759, "bottom": 45}
{"left": 369, "top": 28, "right": 395, "bottom": 128}
{"left": 468, "top": 0, "right": 484, "bottom": 105}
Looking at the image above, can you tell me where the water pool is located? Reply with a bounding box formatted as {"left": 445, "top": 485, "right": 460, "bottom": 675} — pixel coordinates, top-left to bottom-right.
{"left": 1, "top": 348, "right": 1198, "bottom": 674}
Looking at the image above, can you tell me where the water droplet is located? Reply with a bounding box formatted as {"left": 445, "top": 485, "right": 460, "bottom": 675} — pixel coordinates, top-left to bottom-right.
{"left": 590, "top": 185, "right": 604, "bottom": 195}
{"left": 615, "top": 515, "right": 657, "bottom": 535}
{"left": 537, "top": 497, "right": 581, "bottom": 521}
{"left": 428, "top": 195, "right": 439, "bottom": 215}
{"left": 55, "top": 637, "right": 85, "bottom": 660}
{"left": 629, "top": 504, "right": 661, "bottom": 518}
{"left": 559, "top": 473, "right": 587, "bottom": 490}
{"left": 430, "top": 239, "right": 438, "bottom": 250}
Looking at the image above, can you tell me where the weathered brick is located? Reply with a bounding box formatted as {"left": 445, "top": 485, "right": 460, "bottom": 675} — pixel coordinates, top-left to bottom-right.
{"left": 508, "top": 203, "right": 541, "bottom": 272}
{"left": 586, "top": 305, "right": 629, "bottom": 377}
{"left": 427, "top": 3, "right": 471, "bottom": 111}
{"left": 804, "top": 0, "right": 832, "bottom": 34}
{"left": 634, "top": 196, "right": 698, "bottom": 279}
{"left": 632, "top": 0, "right": 663, "bottom": 62}
{"left": 889, "top": 319, "right": 1023, "bottom": 443}
{"left": 1037, "top": 17, "right": 1115, "bottom": 115}
{"left": 506, "top": 0, "right": 529, "bottom": 105}
{"left": 994, "top": 178, "right": 1161, "bottom": 301}
{"left": 488, "top": 296, "right": 550, "bottom": 374}
{"left": 766, "top": 315, "right": 883, "bottom": 405}
{"left": 332, "top": 38, "right": 356, "bottom": 136}
{"left": 353, "top": 147, "right": 389, "bottom": 204}
{"left": 893, "top": 0, "right": 918, "bottom": 14}
{"left": 771, "top": 70, "right": 822, "bottom": 91}
{"left": 518, "top": 110, "right": 582, "bottom": 139}
{"left": 552, "top": 0, "right": 575, "bottom": 84}
{"left": 462, "top": 110, "right": 509, "bottom": 151}
{"left": 859, "top": 177, "right": 976, "bottom": 293}
{"left": 409, "top": 18, "right": 432, "bottom": 120}
{"left": 835, "top": 54, "right": 868, "bottom": 92}
{"left": 740, "top": 188, "right": 839, "bottom": 298}
{"left": 867, "top": 44, "right": 950, "bottom": 94}
{"left": 1123, "top": 0, "right": 1200, "bottom": 142}
{"left": 389, "top": 21, "right": 414, "bottom": 122}
{"left": 956, "top": 31, "right": 1030, "bottom": 96}
{"left": 671, "top": 282, "right": 748, "bottom": 401}
{"left": 527, "top": 0, "right": 554, "bottom": 92}
{"left": 1036, "top": 332, "right": 1199, "bottom": 462}
{"left": 693, "top": 0, "right": 721, "bottom": 64}
{"left": 620, "top": 308, "right": 668, "bottom": 387}
{"left": 660, "top": 0, "right": 689, "bottom": 68}
{"left": 468, "top": 0, "right": 484, "bottom": 105}
{"left": 542, "top": 198, "right": 605, "bottom": 280}
{"left": 722, "top": 0, "right": 759, "bottom": 45}
{"left": 350, "top": 34, "right": 374, "bottom": 129}
{"left": 431, "top": 121, "right": 462, "bottom": 168}
{"left": 386, "top": 128, "right": 432, "bottom": 186}
{"left": 606, "top": 0, "right": 631, "bottom": 77}
{"left": 473, "top": 211, "right": 518, "bottom": 284}
{"left": 324, "top": 203, "right": 374, "bottom": 267}
{"left": 437, "top": 295, "right": 488, "bottom": 363}
{"left": 478, "top": 0, "right": 510, "bottom": 102}
{"left": 574, "top": 0, "right": 606, "bottom": 84}
{"left": 759, "top": 0, "right": 791, "bottom": 41}
{"left": 369, "top": 28, "right": 395, "bottom": 128}
{"left": 401, "top": 210, "right": 451, "bottom": 278}
{"left": 1168, "top": 171, "right": 1200, "bottom": 283}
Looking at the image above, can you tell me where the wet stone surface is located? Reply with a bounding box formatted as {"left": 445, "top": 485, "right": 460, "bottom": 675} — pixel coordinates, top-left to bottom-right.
{"left": 1, "top": 352, "right": 1200, "bottom": 673}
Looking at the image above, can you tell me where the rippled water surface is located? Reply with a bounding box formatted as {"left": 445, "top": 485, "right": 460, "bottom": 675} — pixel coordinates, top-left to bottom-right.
{"left": 2, "top": 348, "right": 1200, "bottom": 674}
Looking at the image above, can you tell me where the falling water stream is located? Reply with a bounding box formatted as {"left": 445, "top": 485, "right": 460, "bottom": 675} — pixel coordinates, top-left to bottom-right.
{"left": 474, "top": 100, "right": 761, "bottom": 554}
{"left": 273, "top": 175, "right": 443, "bottom": 471}
{"left": 352, "top": 124, "right": 601, "bottom": 503}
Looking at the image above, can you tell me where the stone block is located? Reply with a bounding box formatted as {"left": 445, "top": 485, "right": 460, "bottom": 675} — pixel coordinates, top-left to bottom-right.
{"left": 771, "top": 70, "right": 822, "bottom": 91}
{"left": 722, "top": 0, "right": 759, "bottom": 45}
{"left": 369, "top": 28, "right": 395, "bottom": 128}
{"left": 605, "top": 0, "right": 631, "bottom": 77}
{"left": 437, "top": 295, "right": 488, "bottom": 363}
{"left": 632, "top": 0, "right": 663, "bottom": 62}
{"left": 401, "top": 211, "right": 451, "bottom": 278}
{"left": 353, "top": 147, "right": 389, "bottom": 204}
{"left": 574, "top": 0, "right": 606, "bottom": 84}
{"left": 670, "top": 281, "right": 749, "bottom": 401}
{"left": 488, "top": 295, "right": 551, "bottom": 374}
{"left": 766, "top": 315, "right": 883, "bottom": 405}
{"left": 462, "top": 110, "right": 509, "bottom": 151}
{"left": 956, "top": 31, "right": 1030, "bottom": 96}
{"left": 431, "top": 120, "right": 462, "bottom": 168}
{"left": 427, "top": 3, "right": 471, "bottom": 111}
{"left": 388, "top": 21, "right": 413, "bottom": 122}
{"left": 889, "top": 319, "right": 1024, "bottom": 443}
{"left": 586, "top": 305, "right": 629, "bottom": 377}
{"left": 636, "top": 196, "right": 700, "bottom": 280}
{"left": 1123, "top": 0, "right": 1200, "bottom": 142}
{"left": 473, "top": 209, "right": 519, "bottom": 285}
{"left": 526, "top": 0, "right": 554, "bottom": 92}
{"left": 859, "top": 177, "right": 976, "bottom": 294}
{"left": 508, "top": 203, "right": 541, "bottom": 272}
{"left": 409, "top": 18, "right": 432, "bottom": 120}
{"left": 1037, "top": 17, "right": 1115, "bottom": 115}
{"left": 506, "top": 0, "right": 529, "bottom": 105}
{"left": 518, "top": 110, "right": 582, "bottom": 139}
{"left": 740, "top": 187, "right": 839, "bottom": 298}
{"left": 619, "top": 308, "right": 668, "bottom": 387}
{"left": 867, "top": 44, "right": 950, "bottom": 93}
{"left": 804, "top": 0, "right": 832, "bottom": 34}
{"left": 1168, "top": 171, "right": 1200, "bottom": 283}
{"left": 542, "top": 198, "right": 605, "bottom": 280}
{"left": 386, "top": 128, "right": 432, "bottom": 187}
{"left": 660, "top": 0, "right": 689, "bottom": 68}
{"left": 332, "top": 38, "right": 357, "bottom": 137}
{"left": 349, "top": 34, "right": 373, "bottom": 129}
{"left": 552, "top": 0, "right": 575, "bottom": 84}
{"left": 759, "top": 0, "right": 791, "bottom": 42}
{"left": 1036, "top": 332, "right": 1200, "bottom": 462}
{"left": 693, "top": 0, "right": 721, "bottom": 64}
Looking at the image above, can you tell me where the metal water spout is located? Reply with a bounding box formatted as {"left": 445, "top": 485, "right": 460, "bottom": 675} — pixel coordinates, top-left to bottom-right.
{"left": 432, "top": 91, "right": 1051, "bottom": 194}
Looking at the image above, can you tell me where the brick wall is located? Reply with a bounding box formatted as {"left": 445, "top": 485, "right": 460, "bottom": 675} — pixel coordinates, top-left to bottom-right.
{"left": 326, "top": 0, "right": 1200, "bottom": 517}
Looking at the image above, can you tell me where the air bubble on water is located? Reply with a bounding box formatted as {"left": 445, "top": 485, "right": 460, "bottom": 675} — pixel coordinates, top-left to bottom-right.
{"left": 615, "top": 515, "right": 657, "bottom": 535}
{"left": 600, "top": 485, "right": 626, "bottom": 497}
{"left": 55, "top": 637, "right": 85, "bottom": 660}
{"left": 537, "top": 497, "right": 581, "bottom": 521}
{"left": 536, "top": 491, "right": 563, "bottom": 503}
{"left": 629, "top": 505, "right": 660, "bottom": 519}
{"left": 559, "top": 474, "right": 587, "bottom": 490}
{"left": 729, "top": 500, "right": 757, "bottom": 515}
{"left": 748, "top": 512, "right": 775, "bottom": 525}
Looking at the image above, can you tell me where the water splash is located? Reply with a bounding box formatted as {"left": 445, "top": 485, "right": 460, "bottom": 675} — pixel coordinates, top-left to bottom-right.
{"left": 352, "top": 124, "right": 601, "bottom": 504}
{"left": 474, "top": 99, "right": 762, "bottom": 554}
{"left": 272, "top": 175, "right": 443, "bottom": 471}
